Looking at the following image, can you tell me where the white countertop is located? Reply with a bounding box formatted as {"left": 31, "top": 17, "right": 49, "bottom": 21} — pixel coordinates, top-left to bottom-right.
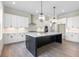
{"left": 26, "top": 32, "right": 62, "bottom": 37}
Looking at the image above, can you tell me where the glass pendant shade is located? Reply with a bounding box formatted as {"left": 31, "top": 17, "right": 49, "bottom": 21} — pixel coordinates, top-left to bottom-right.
{"left": 50, "top": 6, "right": 57, "bottom": 23}
{"left": 38, "top": 1, "right": 45, "bottom": 22}
{"left": 50, "top": 16, "right": 57, "bottom": 24}
{"left": 38, "top": 13, "right": 45, "bottom": 21}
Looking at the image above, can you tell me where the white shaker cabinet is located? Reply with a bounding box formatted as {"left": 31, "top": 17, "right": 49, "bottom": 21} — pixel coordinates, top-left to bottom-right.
{"left": 3, "top": 13, "right": 29, "bottom": 44}
{"left": 4, "top": 13, "right": 29, "bottom": 28}
{"left": 3, "top": 33, "right": 26, "bottom": 44}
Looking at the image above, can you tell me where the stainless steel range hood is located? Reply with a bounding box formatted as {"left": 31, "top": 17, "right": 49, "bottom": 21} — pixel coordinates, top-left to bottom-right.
{"left": 29, "top": 15, "right": 36, "bottom": 25}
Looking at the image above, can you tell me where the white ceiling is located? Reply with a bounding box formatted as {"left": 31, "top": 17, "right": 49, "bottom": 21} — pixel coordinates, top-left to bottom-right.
{"left": 3, "top": 1, "right": 79, "bottom": 17}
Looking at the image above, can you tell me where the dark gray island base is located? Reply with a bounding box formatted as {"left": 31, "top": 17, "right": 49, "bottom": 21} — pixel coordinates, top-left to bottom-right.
{"left": 25, "top": 32, "right": 62, "bottom": 57}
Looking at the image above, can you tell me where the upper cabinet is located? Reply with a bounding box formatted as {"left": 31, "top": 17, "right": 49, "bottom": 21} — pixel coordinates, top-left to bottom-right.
{"left": 4, "top": 13, "right": 29, "bottom": 28}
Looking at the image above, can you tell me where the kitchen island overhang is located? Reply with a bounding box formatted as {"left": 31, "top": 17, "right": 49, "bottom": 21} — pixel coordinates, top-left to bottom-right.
{"left": 25, "top": 32, "right": 62, "bottom": 57}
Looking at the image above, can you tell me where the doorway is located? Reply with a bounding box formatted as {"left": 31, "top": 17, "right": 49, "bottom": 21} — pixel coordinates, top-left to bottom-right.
{"left": 58, "top": 24, "right": 65, "bottom": 39}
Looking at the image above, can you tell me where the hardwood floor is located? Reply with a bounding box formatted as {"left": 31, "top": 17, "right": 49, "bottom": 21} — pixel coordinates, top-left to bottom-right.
{"left": 1, "top": 40, "right": 79, "bottom": 57}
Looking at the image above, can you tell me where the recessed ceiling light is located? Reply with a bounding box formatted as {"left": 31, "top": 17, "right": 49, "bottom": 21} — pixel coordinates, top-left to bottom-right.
{"left": 12, "top": 2, "right": 16, "bottom": 5}
{"left": 62, "top": 10, "right": 65, "bottom": 13}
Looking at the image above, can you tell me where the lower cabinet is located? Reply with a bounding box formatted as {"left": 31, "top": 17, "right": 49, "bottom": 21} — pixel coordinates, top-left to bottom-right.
{"left": 3, "top": 33, "right": 26, "bottom": 44}
{"left": 37, "top": 36, "right": 56, "bottom": 48}
{"left": 37, "top": 34, "right": 62, "bottom": 48}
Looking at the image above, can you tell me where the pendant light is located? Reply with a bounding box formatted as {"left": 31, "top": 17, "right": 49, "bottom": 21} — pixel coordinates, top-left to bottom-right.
{"left": 53, "top": 6, "right": 56, "bottom": 19}
{"left": 51, "top": 6, "right": 57, "bottom": 23}
{"left": 38, "top": 0, "right": 45, "bottom": 22}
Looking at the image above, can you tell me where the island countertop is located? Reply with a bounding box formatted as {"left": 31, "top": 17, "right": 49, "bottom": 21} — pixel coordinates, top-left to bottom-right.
{"left": 26, "top": 32, "right": 62, "bottom": 37}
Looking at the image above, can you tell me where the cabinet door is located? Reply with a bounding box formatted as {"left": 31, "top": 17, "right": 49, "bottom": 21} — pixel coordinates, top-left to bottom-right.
{"left": 3, "top": 34, "right": 9, "bottom": 44}
{"left": 4, "top": 13, "right": 29, "bottom": 28}
{"left": 37, "top": 37, "right": 45, "bottom": 48}
{"left": 11, "top": 15, "right": 16, "bottom": 27}
{"left": 17, "top": 33, "right": 26, "bottom": 41}
{"left": 15, "top": 15, "right": 20, "bottom": 27}
{"left": 3, "top": 34, "right": 17, "bottom": 44}
{"left": 22, "top": 17, "right": 29, "bottom": 28}
{"left": 4, "top": 14, "right": 12, "bottom": 27}
{"left": 55, "top": 34, "right": 62, "bottom": 43}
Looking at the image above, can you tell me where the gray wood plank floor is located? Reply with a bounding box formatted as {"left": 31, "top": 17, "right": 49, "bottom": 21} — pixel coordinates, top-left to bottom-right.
{"left": 1, "top": 40, "right": 79, "bottom": 57}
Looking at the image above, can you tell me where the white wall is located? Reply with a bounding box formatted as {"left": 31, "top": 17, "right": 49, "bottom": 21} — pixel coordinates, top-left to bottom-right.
{"left": 32, "top": 15, "right": 53, "bottom": 32}
{"left": 32, "top": 15, "right": 66, "bottom": 33}
{"left": 35, "top": 18, "right": 51, "bottom": 32}
{"left": 4, "top": 6, "right": 31, "bottom": 19}
{"left": 0, "top": 1, "right": 3, "bottom": 56}
{"left": 57, "top": 18, "right": 66, "bottom": 24}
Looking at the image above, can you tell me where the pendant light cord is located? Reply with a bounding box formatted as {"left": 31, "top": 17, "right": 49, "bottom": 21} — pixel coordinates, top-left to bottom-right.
{"left": 41, "top": 0, "right": 43, "bottom": 14}
{"left": 53, "top": 6, "right": 56, "bottom": 19}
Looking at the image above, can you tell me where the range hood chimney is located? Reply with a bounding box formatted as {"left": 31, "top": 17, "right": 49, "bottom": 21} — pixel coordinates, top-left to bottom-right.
{"left": 29, "top": 15, "right": 36, "bottom": 25}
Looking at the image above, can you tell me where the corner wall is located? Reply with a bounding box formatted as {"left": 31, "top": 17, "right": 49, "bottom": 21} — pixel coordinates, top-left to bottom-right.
{"left": 0, "top": 1, "right": 4, "bottom": 56}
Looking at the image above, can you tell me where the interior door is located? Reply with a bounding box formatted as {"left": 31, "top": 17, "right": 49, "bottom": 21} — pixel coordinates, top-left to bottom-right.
{"left": 58, "top": 24, "right": 65, "bottom": 39}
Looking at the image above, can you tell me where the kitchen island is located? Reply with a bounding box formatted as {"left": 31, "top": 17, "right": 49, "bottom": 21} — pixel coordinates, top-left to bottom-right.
{"left": 25, "top": 32, "right": 62, "bottom": 57}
